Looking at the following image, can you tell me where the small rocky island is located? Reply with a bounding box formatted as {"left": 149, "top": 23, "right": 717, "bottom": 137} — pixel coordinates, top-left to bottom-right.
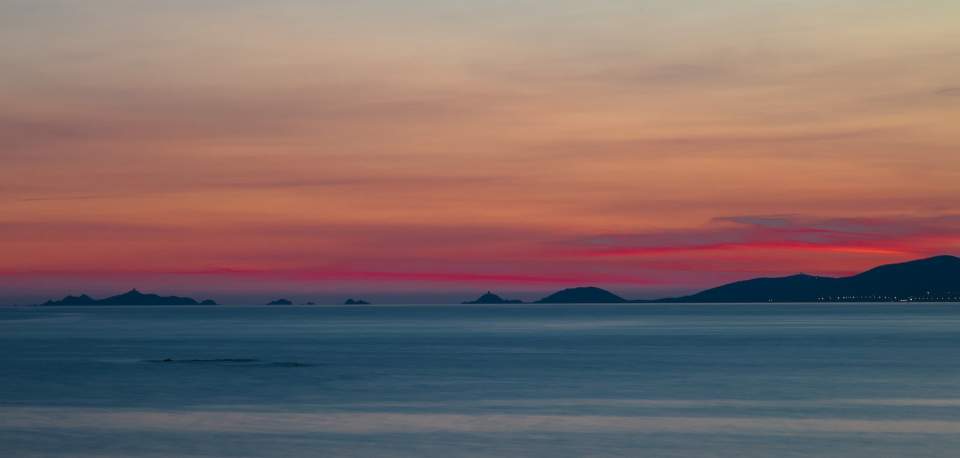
{"left": 535, "top": 287, "right": 626, "bottom": 303}
{"left": 462, "top": 291, "right": 523, "bottom": 304}
{"left": 344, "top": 298, "right": 371, "bottom": 305}
{"left": 40, "top": 289, "right": 217, "bottom": 306}
{"left": 266, "top": 299, "right": 293, "bottom": 305}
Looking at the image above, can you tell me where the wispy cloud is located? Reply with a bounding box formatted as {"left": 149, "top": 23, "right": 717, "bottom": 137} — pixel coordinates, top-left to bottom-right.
{"left": 562, "top": 215, "right": 960, "bottom": 258}
{"left": 0, "top": 266, "right": 655, "bottom": 287}
{"left": 533, "top": 126, "right": 906, "bottom": 160}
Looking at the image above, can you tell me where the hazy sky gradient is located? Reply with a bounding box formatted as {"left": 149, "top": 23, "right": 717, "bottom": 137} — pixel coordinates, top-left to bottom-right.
{"left": 2, "top": 1, "right": 958, "bottom": 303}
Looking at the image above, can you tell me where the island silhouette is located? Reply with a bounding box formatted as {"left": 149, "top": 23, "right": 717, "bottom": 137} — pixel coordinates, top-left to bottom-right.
{"left": 462, "top": 292, "right": 523, "bottom": 304}
{"left": 40, "top": 289, "right": 217, "bottom": 306}
{"left": 535, "top": 287, "right": 626, "bottom": 303}
{"left": 31, "top": 255, "right": 960, "bottom": 306}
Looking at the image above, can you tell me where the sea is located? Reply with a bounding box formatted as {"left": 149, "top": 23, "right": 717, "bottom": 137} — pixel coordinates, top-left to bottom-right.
{"left": 2, "top": 303, "right": 960, "bottom": 457}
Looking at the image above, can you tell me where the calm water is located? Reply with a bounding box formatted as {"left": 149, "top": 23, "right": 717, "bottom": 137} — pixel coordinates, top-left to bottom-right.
{"left": 2, "top": 304, "right": 960, "bottom": 457}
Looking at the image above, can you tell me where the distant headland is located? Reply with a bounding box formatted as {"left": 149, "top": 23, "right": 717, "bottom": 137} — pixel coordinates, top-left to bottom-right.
{"left": 497, "top": 255, "right": 960, "bottom": 303}
{"left": 647, "top": 254, "right": 960, "bottom": 303}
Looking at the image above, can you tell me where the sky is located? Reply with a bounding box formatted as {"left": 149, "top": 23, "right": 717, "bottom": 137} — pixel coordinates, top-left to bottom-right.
{"left": 1, "top": 0, "right": 959, "bottom": 304}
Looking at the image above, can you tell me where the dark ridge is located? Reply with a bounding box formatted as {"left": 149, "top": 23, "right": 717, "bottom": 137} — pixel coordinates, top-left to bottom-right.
{"left": 40, "top": 289, "right": 215, "bottom": 306}
{"left": 536, "top": 286, "right": 626, "bottom": 304}
{"left": 43, "top": 294, "right": 96, "bottom": 306}
{"left": 652, "top": 254, "right": 960, "bottom": 303}
{"left": 266, "top": 299, "right": 293, "bottom": 305}
{"left": 462, "top": 291, "right": 523, "bottom": 304}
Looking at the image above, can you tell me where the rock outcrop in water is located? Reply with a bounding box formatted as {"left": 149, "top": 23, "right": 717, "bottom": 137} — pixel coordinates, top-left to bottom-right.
{"left": 462, "top": 291, "right": 523, "bottom": 304}
{"left": 651, "top": 255, "right": 960, "bottom": 303}
{"left": 536, "top": 287, "right": 626, "bottom": 303}
{"left": 40, "top": 289, "right": 216, "bottom": 306}
{"left": 344, "top": 298, "right": 371, "bottom": 305}
{"left": 267, "top": 299, "right": 293, "bottom": 305}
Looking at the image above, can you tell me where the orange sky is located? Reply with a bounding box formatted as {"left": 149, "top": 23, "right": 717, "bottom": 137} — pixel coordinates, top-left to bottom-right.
{"left": 1, "top": 1, "right": 959, "bottom": 303}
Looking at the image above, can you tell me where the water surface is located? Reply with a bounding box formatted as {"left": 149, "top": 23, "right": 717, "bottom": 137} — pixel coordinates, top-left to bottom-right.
{"left": 2, "top": 304, "right": 960, "bottom": 457}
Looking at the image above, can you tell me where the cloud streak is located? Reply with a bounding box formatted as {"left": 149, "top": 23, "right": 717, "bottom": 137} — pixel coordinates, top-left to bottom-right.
{"left": 562, "top": 215, "right": 960, "bottom": 258}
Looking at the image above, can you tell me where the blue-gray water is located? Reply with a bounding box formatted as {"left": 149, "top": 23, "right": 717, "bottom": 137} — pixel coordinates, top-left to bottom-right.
{"left": 3, "top": 304, "right": 960, "bottom": 457}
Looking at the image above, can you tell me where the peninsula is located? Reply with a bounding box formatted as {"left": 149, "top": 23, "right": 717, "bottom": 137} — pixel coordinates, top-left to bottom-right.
{"left": 651, "top": 254, "right": 960, "bottom": 303}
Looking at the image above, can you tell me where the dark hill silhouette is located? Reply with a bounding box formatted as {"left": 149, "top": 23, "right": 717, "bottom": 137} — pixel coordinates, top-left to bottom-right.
{"left": 44, "top": 294, "right": 97, "bottom": 306}
{"left": 41, "top": 289, "right": 216, "bottom": 306}
{"left": 654, "top": 255, "right": 960, "bottom": 302}
{"left": 344, "top": 298, "right": 371, "bottom": 305}
{"left": 462, "top": 291, "right": 523, "bottom": 304}
{"left": 267, "top": 299, "right": 293, "bottom": 305}
{"left": 536, "top": 287, "right": 626, "bottom": 303}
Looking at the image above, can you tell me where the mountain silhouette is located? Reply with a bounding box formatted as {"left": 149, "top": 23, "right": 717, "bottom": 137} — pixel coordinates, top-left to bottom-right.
{"left": 536, "top": 287, "right": 626, "bottom": 303}
{"left": 266, "top": 299, "right": 293, "bottom": 305}
{"left": 655, "top": 255, "right": 960, "bottom": 302}
{"left": 462, "top": 291, "right": 523, "bottom": 304}
{"left": 41, "top": 289, "right": 216, "bottom": 306}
